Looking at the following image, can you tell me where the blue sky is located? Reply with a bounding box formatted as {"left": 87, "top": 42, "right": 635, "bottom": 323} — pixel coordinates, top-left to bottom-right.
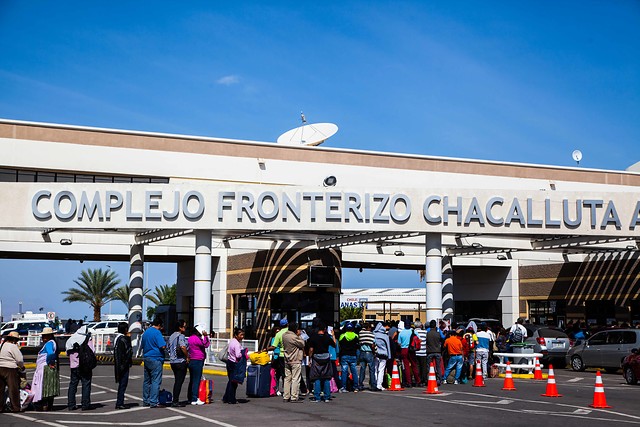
{"left": 0, "top": 1, "right": 638, "bottom": 320}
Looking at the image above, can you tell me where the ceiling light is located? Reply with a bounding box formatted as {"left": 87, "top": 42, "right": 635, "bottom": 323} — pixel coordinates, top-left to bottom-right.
{"left": 59, "top": 238, "right": 72, "bottom": 246}
{"left": 471, "top": 242, "right": 483, "bottom": 249}
{"left": 497, "top": 254, "right": 508, "bottom": 260}
{"left": 394, "top": 250, "right": 405, "bottom": 257}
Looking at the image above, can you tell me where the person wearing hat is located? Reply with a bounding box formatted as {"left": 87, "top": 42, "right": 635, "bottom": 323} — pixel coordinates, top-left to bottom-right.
{"left": 0, "top": 332, "right": 25, "bottom": 412}
{"left": 338, "top": 322, "right": 360, "bottom": 392}
{"left": 65, "top": 325, "right": 96, "bottom": 411}
{"left": 31, "top": 327, "right": 59, "bottom": 411}
{"left": 263, "top": 318, "right": 289, "bottom": 396}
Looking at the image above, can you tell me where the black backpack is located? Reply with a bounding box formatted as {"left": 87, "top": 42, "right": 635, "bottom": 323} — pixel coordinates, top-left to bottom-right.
{"left": 78, "top": 335, "right": 98, "bottom": 372}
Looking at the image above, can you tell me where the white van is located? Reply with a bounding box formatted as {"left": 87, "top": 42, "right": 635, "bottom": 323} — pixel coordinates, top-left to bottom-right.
{"left": 1, "top": 320, "right": 52, "bottom": 336}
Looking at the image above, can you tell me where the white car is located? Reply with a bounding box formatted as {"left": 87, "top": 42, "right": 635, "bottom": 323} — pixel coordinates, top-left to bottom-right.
{"left": 88, "top": 321, "right": 120, "bottom": 335}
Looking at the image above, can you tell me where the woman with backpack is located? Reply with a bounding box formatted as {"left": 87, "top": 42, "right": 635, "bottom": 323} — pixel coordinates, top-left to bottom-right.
{"left": 65, "top": 325, "right": 96, "bottom": 411}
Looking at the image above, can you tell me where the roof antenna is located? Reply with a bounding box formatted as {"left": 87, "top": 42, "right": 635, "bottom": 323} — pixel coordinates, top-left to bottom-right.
{"left": 300, "top": 111, "right": 307, "bottom": 124}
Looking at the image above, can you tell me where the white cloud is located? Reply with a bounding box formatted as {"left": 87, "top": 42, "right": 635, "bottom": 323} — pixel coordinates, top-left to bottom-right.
{"left": 216, "top": 75, "right": 240, "bottom": 86}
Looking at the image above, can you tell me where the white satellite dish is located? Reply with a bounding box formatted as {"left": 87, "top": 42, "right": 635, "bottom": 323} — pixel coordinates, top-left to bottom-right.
{"left": 277, "top": 120, "right": 338, "bottom": 146}
{"left": 572, "top": 149, "right": 583, "bottom": 165}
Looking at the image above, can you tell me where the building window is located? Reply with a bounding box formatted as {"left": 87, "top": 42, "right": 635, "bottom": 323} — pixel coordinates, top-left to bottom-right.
{"left": 0, "top": 167, "right": 168, "bottom": 184}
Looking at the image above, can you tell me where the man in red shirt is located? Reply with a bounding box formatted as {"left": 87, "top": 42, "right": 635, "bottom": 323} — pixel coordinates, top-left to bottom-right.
{"left": 442, "top": 329, "right": 464, "bottom": 385}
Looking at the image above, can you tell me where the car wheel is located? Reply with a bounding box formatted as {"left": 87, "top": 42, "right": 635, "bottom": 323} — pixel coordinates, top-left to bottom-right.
{"left": 623, "top": 367, "right": 637, "bottom": 385}
{"left": 571, "top": 355, "right": 585, "bottom": 372}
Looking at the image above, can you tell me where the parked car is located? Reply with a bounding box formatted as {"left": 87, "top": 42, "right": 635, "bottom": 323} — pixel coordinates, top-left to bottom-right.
{"left": 88, "top": 321, "right": 120, "bottom": 335}
{"left": 523, "top": 324, "right": 571, "bottom": 367}
{"left": 0, "top": 320, "right": 52, "bottom": 336}
{"left": 622, "top": 348, "right": 640, "bottom": 385}
{"left": 567, "top": 329, "right": 640, "bottom": 373}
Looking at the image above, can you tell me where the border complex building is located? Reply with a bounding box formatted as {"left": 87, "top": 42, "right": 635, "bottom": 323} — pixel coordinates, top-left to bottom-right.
{"left": 1, "top": 119, "right": 639, "bottom": 346}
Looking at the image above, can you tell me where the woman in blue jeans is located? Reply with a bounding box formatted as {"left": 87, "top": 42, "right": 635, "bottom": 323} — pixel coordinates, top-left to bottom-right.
{"left": 187, "top": 324, "right": 210, "bottom": 405}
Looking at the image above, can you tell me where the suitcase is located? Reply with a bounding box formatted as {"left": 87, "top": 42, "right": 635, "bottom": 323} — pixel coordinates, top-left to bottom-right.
{"left": 246, "top": 363, "right": 272, "bottom": 397}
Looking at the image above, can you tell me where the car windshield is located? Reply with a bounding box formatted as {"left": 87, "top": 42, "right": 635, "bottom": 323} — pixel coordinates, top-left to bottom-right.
{"left": 538, "top": 328, "right": 568, "bottom": 338}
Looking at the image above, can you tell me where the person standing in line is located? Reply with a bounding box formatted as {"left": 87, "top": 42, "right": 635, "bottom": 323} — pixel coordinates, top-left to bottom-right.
{"left": 114, "top": 322, "right": 133, "bottom": 410}
{"left": 425, "top": 320, "right": 445, "bottom": 385}
{"left": 357, "top": 322, "right": 377, "bottom": 391}
{"left": 222, "top": 328, "right": 246, "bottom": 404}
{"left": 263, "top": 318, "right": 288, "bottom": 396}
{"left": 413, "top": 321, "right": 428, "bottom": 386}
{"left": 0, "top": 332, "right": 25, "bottom": 412}
{"left": 188, "top": 324, "right": 209, "bottom": 405}
{"left": 168, "top": 320, "right": 189, "bottom": 407}
{"left": 308, "top": 320, "right": 335, "bottom": 402}
{"left": 32, "top": 327, "right": 59, "bottom": 411}
{"left": 397, "top": 322, "right": 417, "bottom": 387}
{"left": 508, "top": 318, "right": 528, "bottom": 350}
{"left": 373, "top": 322, "right": 390, "bottom": 391}
{"left": 338, "top": 322, "right": 360, "bottom": 392}
{"left": 442, "top": 329, "right": 465, "bottom": 385}
{"left": 140, "top": 317, "right": 166, "bottom": 408}
{"left": 282, "top": 322, "right": 305, "bottom": 402}
{"left": 66, "top": 325, "right": 96, "bottom": 411}
{"left": 475, "top": 323, "right": 492, "bottom": 378}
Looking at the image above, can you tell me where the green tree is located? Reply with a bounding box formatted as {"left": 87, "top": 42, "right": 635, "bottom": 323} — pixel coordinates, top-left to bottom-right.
{"left": 145, "top": 284, "right": 177, "bottom": 320}
{"left": 111, "top": 285, "right": 150, "bottom": 310}
{"left": 340, "top": 306, "right": 363, "bottom": 321}
{"left": 62, "top": 268, "right": 121, "bottom": 321}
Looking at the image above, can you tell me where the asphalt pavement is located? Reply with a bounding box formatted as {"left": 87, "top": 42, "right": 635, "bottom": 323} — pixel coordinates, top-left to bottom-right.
{"left": 2, "top": 363, "right": 640, "bottom": 427}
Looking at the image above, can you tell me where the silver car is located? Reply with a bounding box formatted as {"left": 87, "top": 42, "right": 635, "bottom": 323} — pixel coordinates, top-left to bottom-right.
{"left": 524, "top": 325, "right": 571, "bottom": 367}
{"left": 567, "top": 329, "right": 640, "bottom": 373}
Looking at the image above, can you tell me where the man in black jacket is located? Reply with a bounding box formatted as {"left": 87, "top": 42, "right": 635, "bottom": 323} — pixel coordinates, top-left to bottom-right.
{"left": 113, "top": 322, "right": 133, "bottom": 409}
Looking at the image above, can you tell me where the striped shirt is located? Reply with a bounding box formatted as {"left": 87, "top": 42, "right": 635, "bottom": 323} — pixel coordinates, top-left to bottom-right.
{"left": 415, "top": 329, "right": 427, "bottom": 356}
{"left": 358, "top": 330, "right": 376, "bottom": 352}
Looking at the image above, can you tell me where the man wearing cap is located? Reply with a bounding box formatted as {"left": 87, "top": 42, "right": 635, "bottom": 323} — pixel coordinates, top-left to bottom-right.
{"left": 338, "top": 322, "right": 360, "bottom": 392}
{"left": 0, "top": 332, "right": 25, "bottom": 412}
{"left": 263, "top": 318, "right": 289, "bottom": 395}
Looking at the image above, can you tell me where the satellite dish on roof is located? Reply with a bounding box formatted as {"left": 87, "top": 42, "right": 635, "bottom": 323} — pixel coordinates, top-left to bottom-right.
{"left": 277, "top": 112, "right": 338, "bottom": 146}
{"left": 572, "top": 149, "right": 583, "bottom": 165}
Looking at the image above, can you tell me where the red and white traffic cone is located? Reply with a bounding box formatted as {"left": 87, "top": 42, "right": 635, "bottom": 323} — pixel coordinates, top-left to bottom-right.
{"left": 423, "top": 361, "right": 442, "bottom": 395}
{"left": 388, "top": 360, "right": 405, "bottom": 391}
{"left": 502, "top": 361, "right": 516, "bottom": 391}
{"left": 472, "top": 359, "right": 486, "bottom": 387}
{"left": 589, "top": 371, "right": 611, "bottom": 408}
{"left": 533, "top": 357, "right": 544, "bottom": 380}
{"left": 541, "top": 364, "right": 562, "bottom": 397}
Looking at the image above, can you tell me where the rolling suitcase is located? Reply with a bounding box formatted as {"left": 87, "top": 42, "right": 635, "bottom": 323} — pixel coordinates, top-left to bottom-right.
{"left": 246, "top": 363, "right": 272, "bottom": 397}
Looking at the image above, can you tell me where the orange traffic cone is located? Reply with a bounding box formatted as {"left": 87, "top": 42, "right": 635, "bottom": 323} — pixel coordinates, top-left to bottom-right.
{"left": 533, "top": 357, "right": 544, "bottom": 380}
{"left": 589, "top": 371, "right": 611, "bottom": 408}
{"left": 502, "top": 361, "right": 516, "bottom": 390}
{"left": 423, "top": 361, "right": 442, "bottom": 395}
{"left": 472, "top": 359, "right": 485, "bottom": 387}
{"left": 388, "top": 360, "right": 405, "bottom": 391}
{"left": 541, "top": 364, "right": 562, "bottom": 397}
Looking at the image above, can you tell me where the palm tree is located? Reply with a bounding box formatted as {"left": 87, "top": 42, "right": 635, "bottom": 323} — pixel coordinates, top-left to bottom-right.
{"left": 145, "top": 284, "right": 177, "bottom": 319}
{"left": 111, "top": 285, "right": 150, "bottom": 310}
{"left": 63, "top": 268, "right": 121, "bottom": 321}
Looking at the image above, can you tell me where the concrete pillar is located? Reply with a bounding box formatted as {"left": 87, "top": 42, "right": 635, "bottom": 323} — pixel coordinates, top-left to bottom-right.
{"left": 442, "top": 256, "right": 454, "bottom": 322}
{"left": 425, "top": 233, "right": 443, "bottom": 321}
{"left": 194, "top": 230, "right": 212, "bottom": 332}
{"left": 211, "top": 255, "right": 227, "bottom": 335}
{"left": 128, "top": 244, "right": 144, "bottom": 351}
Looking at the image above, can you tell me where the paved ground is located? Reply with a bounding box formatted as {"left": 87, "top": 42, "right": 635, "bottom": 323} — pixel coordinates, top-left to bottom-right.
{"left": 2, "top": 363, "right": 640, "bottom": 427}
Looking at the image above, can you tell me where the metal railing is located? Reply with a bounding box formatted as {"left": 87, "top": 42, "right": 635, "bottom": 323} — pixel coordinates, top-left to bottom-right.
{"left": 205, "top": 338, "right": 259, "bottom": 366}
